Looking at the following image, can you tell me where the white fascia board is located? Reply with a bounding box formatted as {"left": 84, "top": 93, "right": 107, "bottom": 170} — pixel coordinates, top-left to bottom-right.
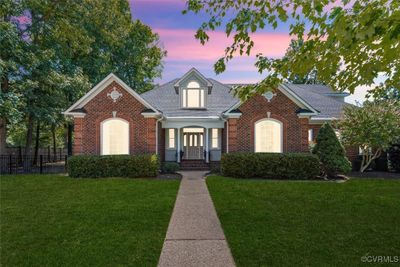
{"left": 173, "top": 68, "right": 212, "bottom": 88}
{"left": 223, "top": 113, "right": 242, "bottom": 119}
{"left": 64, "top": 73, "right": 159, "bottom": 114}
{"left": 61, "top": 111, "right": 86, "bottom": 118}
{"left": 141, "top": 112, "right": 163, "bottom": 118}
{"left": 279, "top": 84, "right": 319, "bottom": 115}
{"left": 165, "top": 116, "right": 221, "bottom": 120}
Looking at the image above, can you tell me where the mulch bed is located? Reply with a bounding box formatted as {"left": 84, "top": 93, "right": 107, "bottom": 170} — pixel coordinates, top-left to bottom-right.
{"left": 350, "top": 171, "right": 400, "bottom": 179}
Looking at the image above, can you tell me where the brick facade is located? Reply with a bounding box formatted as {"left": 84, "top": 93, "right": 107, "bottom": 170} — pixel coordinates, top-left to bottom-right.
{"left": 73, "top": 81, "right": 157, "bottom": 155}
{"left": 229, "top": 92, "right": 309, "bottom": 153}
{"left": 71, "top": 80, "right": 356, "bottom": 163}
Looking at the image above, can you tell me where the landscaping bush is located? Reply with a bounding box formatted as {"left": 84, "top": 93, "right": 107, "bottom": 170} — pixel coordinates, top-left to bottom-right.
{"left": 388, "top": 144, "right": 400, "bottom": 172}
{"left": 312, "top": 123, "right": 351, "bottom": 177}
{"left": 221, "top": 152, "right": 320, "bottom": 179}
{"left": 68, "top": 154, "right": 159, "bottom": 178}
{"left": 161, "top": 162, "right": 180, "bottom": 173}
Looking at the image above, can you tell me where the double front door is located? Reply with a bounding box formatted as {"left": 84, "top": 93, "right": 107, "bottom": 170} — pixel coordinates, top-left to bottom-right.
{"left": 183, "top": 132, "right": 204, "bottom": 159}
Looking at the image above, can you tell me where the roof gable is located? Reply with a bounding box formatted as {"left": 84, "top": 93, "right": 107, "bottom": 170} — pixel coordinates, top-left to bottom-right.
{"left": 63, "top": 73, "right": 159, "bottom": 116}
{"left": 173, "top": 68, "right": 213, "bottom": 94}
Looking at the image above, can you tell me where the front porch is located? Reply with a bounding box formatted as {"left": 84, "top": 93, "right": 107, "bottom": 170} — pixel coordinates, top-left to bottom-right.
{"left": 161, "top": 118, "right": 224, "bottom": 164}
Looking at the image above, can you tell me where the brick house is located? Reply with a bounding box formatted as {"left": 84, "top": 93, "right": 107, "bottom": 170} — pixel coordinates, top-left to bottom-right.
{"left": 64, "top": 68, "right": 357, "bottom": 169}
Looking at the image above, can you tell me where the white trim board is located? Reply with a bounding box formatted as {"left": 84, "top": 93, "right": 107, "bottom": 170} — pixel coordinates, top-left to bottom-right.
{"left": 64, "top": 73, "right": 160, "bottom": 116}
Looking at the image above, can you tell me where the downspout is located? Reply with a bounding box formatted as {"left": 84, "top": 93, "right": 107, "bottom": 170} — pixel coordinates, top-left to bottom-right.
{"left": 219, "top": 114, "right": 229, "bottom": 153}
{"left": 155, "top": 116, "right": 163, "bottom": 155}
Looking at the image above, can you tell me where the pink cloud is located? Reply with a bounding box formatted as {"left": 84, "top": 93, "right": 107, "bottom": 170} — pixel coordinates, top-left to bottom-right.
{"left": 154, "top": 28, "right": 292, "bottom": 62}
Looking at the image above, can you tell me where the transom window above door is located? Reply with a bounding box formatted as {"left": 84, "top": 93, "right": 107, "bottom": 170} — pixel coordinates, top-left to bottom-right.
{"left": 182, "top": 81, "right": 206, "bottom": 108}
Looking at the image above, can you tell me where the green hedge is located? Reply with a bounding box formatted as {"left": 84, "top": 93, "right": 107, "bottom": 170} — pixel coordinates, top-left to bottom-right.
{"left": 68, "top": 154, "right": 159, "bottom": 178}
{"left": 221, "top": 153, "right": 320, "bottom": 179}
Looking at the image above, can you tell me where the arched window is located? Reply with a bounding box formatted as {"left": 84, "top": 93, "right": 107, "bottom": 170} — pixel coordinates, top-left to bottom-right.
{"left": 101, "top": 118, "right": 129, "bottom": 155}
{"left": 182, "top": 81, "right": 205, "bottom": 108}
{"left": 187, "top": 81, "right": 200, "bottom": 88}
{"left": 254, "top": 119, "right": 283, "bottom": 153}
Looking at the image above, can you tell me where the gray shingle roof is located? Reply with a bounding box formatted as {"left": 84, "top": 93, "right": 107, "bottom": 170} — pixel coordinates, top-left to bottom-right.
{"left": 141, "top": 74, "right": 349, "bottom": 119}
{"left": 283, "top": 84, "right": 351, "bottom": 118}
{"left": 141, "top": 78, "right": 238, "bottom": 118}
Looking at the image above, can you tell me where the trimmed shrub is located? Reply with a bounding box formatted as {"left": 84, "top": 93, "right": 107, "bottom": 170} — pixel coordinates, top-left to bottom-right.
{"left": 221, "top": 152, "right": 320, "bottom": 179}
{"left": 68, "top": 154, "right": 159, "bottom": 178}
{"left": 162, "top": 162, "right": 180, "bottom": 173}
{"left": 312, "top": 123, "right": 351, "bottom": 177}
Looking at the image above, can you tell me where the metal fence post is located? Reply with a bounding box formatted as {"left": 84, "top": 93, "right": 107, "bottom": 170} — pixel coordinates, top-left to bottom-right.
{"left": 64, "top": 155, "right": 68, "bottom": 172}
{"left": 40, "top": 155, "right": 43, "bottom": 174}
{"left": 9, "top": 155, "right": 12, "bottom": 174}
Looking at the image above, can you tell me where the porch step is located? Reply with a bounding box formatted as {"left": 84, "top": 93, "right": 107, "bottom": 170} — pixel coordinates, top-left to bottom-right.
{"left": 180, "top": 160, "right": 210, "bottom": 171}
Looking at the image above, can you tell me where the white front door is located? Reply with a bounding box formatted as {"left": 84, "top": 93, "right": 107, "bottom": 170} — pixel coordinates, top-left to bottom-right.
{"left": 183, "top": 132, "right": 204, "bottom": 159}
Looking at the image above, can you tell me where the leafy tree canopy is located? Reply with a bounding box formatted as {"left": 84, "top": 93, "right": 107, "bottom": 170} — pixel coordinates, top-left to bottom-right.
{"left": 1, "top": 0, "right": 165, "bottom": 154}
{"left": 338, "top": 100, "right": 400, "bottom": 172}
{"left": 185, "top": 0, "right": 400, "bottom": 100}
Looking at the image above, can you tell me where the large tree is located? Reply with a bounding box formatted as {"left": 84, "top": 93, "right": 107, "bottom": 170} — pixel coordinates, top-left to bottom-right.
{"left": 338, "top": 100, "right": 400, "bottom": 172}
{"left": 1, "top": 0, "right": 165, "bottom": 155}
{"left": 185, "top": 0, "right": 400, "bottom": 99}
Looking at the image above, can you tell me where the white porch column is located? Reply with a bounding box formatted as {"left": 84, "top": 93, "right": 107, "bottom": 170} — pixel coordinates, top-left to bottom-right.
{"left": 205, "top": 127, "right": 209, "bottom": 163}
{"left": 177, "top": 128, "right": 181, "bottom": 163}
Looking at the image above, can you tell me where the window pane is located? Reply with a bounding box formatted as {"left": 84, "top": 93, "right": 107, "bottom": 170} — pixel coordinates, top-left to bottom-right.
{"left": 187, "top": 81, "right": 200, "bottom": 88}
{"left": 168, "top": 129, "right": 175, "bottom": 148}
{"left": 102, "top": 119, "right": 129, "bottom": 155}
{"left": 308, "top": 129, "right": 313, "bottom": 142}
{"left": 182, "top": 89, "right": 186, "bottom": 107}
{"left": 212, "top": 129, "right": 218, "bottom": 148}
{"left": 187, "top": 89, "right": 200, "bottom": 107}
{"left": 200, "top": 134, "right": 203, "bottom": 146}
{"left": 255, "top": 120, "right": 282, "bottom": 153}
{"left": 200, "top": 90, "right": 204, "bottom": 107}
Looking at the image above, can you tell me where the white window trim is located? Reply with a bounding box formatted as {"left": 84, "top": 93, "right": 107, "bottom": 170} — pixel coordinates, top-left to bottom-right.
{"left": 211, "top": 128, "right": 220, "bottom": 149}
{"left": 167, "top": 128, "right": 176, "bottom": 149}
{"left": 308, "top": 128, "right": 314, "bottom": 143}
{"left": 254, "top": 118, "right": 283, "bottom": 153}
{"left": 181, "top": 87, "right": 207, "bottom": 109}
{"left": 100, "top": 118, "right": 130, "bottom": 155}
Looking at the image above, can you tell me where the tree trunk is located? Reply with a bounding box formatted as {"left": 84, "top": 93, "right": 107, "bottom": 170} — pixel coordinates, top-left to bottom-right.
{"left": 360, "top": 148, "right": 382, "bottom": 172}
{"left": 0, "top": 74, "right": 9, "bottom": 154}
{"left": 0, "top": 117, "right": 6, "bottom": 154}
{"left": 25, "top": 115, "right": 34, "bottom": 156}
{"left": 33, "top": 121, "right": 40, "bottom": 165}
{"left": 52, "top": 125, "right": 57, "bottom": 160}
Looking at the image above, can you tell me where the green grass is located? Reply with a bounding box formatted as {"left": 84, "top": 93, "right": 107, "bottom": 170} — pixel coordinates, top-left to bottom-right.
{"left": 1, "top": 175, "right": 180, "bottom": 267}
{"left": 207, "top": 176, "right": 400, "bottom": 267}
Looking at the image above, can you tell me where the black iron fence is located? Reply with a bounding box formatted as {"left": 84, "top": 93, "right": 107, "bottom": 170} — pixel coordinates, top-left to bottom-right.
{"left": 0, "top": 154, "right": 68, "bottom": 175}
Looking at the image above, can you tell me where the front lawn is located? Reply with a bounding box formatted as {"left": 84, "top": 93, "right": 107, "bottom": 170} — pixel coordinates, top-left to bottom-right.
{"left": 1, "top": 175, "right": 180, "bottom": 267}
{"left": 207, "top": 176, "right": 400, "bottom": 267}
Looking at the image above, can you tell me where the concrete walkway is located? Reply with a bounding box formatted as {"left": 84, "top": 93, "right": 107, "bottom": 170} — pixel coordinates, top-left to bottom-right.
{"left": 158, "top": 171, "right": 235, "bottom": 267}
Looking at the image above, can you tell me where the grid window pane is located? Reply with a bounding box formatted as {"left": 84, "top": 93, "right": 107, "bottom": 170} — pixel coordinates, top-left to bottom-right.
{"left": 211, "top": 129, "right": 219, "bottom": 148}
{"left": 168, "top": 129, "right": 175, "bottom": 148}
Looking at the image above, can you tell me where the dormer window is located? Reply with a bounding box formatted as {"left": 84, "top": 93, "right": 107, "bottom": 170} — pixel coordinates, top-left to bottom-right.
{"left": 182, "top": 81, "right": 206, "bottom": 108}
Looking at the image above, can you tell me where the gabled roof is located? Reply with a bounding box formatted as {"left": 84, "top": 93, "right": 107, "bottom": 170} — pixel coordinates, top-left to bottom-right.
{"left": 142, "top": 69, "right": 349, "bottom": 120}
{"left": 173, "top": 68, "right": 213, "bottom": 94}
{"left": 283, "top": 84, "right": 351, "bottom": 119}
{"left": 63, "top": 73, "right": 160, "bottom": 116}
{"left": 141, "top": 78, "right": 237, "bottom": 118}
